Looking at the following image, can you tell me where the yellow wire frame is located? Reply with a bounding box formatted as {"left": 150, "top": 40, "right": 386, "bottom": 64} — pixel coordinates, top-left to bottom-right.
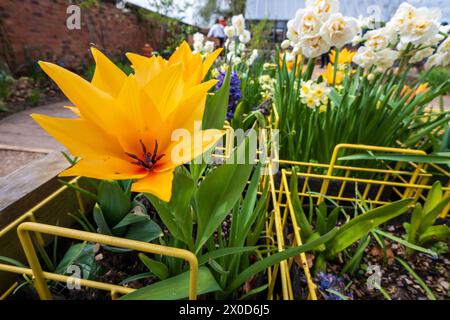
{"left": 274, "top": 144, "right": 450, "bottom": 217}
{"left": 0, "top": 222, "right": 198, "bottom": 300}
{"left": 0, "top": 176, "right": 199, "bottom": 300}
{"left": 0, "top": 282, "right": 18, "bottom": 300}
{"left": 265, "top": 162, "right": 317, "bottom": 300}
{"left": 317, "top": 144, "right": 428, "bottom": 204}
{"left": 267, "top": 143, "right": 450, "bottom": 299}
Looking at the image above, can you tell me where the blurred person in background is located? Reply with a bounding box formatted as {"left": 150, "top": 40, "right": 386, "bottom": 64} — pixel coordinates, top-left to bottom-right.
{"left": 207, "top": 17, "right": 227, "bottom": 47}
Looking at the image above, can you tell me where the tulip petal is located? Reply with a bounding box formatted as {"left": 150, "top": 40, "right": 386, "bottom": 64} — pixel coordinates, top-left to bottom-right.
{"left": 59, "top": 157, "right": 147, "bottom": 180}
{"left": 126, "top": 52, "right": 149, "bottom": 69}
{"left": 127, "top": 53, "right": 167, "bottom": 86}
{"left": 162, "top": 129, "right": 224, "bottom": 170}
{"left": 145, "top": 63, "right": 184, "bottom": 120}
{"left": 168, "top": 41, "right": 192, "bottom": 66}
{"left": 115, "top": 75, "right": 170, "bottom": 155}
{"left": 38, "top": 61, "right": 117, "bottom": 134}
{"left": 167, "top": 79, "right": 217, "bottom": 132}
{"left": 131, "top": 169, "right": 175, "bottom": 202}
{"left": 202, "top": 48, "right": 223, "bottom": 78}
{"left": 31, "top": 114, "right": 123, "bottom": 159}
{"left": 90, "top": 47, "right": 127, "bottom": 97}
{"left": 64, "top": 106, "right": 80, "bottom": 116}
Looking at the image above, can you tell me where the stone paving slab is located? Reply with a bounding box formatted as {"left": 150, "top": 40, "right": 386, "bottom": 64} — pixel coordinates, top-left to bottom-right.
{"left": 0, "top": 100, "right": 73, "bottom": 151}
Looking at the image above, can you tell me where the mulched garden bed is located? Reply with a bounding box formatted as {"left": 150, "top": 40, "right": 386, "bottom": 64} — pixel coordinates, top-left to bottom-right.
{"left": 0, "top": 77, "right": 65, "bottom": 120}
{"left": 290, "top": 220, "right": 450, "bottom": 300}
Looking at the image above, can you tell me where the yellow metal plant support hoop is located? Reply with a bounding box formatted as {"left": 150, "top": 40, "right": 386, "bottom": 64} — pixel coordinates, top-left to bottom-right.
{"left": 0, "top": 178, "right": 199, "bottom": 300}
{"left": 17, "top": 222, "right": 198, "bottom": 300}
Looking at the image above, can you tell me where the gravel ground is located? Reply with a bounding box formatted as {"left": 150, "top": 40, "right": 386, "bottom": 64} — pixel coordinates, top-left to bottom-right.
{"left": 0, "top": 149, "right": 44, "bottom": 177}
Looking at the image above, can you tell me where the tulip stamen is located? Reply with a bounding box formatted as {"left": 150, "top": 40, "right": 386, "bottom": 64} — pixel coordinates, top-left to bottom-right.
{"left": 125, "top": 139, "right": 165, "bottom": 171}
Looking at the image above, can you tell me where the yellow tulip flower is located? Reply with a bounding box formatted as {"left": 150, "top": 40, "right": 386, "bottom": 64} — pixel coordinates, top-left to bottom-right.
{"left": 32, "top": 42, "right": 223, "bottom": 202}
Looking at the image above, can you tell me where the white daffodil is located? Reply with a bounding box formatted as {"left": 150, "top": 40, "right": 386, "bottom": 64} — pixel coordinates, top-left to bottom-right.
{"left": 321, "top": 13, "right": 359, "bottom": 48}
{"left": 299, "top": 33, "right": 330, "bottom": 58}
{"left": 286, "top": 18, "right": 302, "bottom": 44}
{"left": 374, "top": 48, "right": 398, "bottom": 72}
{"left": 292, "top": 45, "right": 302, "bottom": 55}
{"left": 300, "top": 80, "right": 330, "bottom": 109}
{"left": 232, "top": 14, "right": 246, "bottom": 35}
{"left": 192, "top": 32, "right": 205, "bottom": 53}
{"left": 239, "top": 29, "right": 251, "bottom": 44}
{"left": 440, "top": 25, "right": 450, "bottom": 34}
{"left": 358, "top": 15, "right": 380, "bottom": 30}
{"left": 409, "top": 47, "right": 435, "bottom": 64}
{"left": 302, "top": 95, "right": 320, "bottom": 108}
{"left": 353, "top": 46, "right": 377, "bottom": 69}
{"left": 387, "top": 2, "right": 418, "bottom": 31}
{"left": 224, "top": 26, "right": 237, "bottom": 38}
{"left": 226, "top": 40, "right": 236, "bottom": 52}
{"left": 390, "top": 3, "right": 441, "bottom": 46}
{"left": 296, "top": 8, "right": 323, "bottom": 36}
{"left": 232, "top": 56, "right": 242, "bottom": 65}
{"left": 437, "top": 37, "right": 450, "bottom": 55}
{"left": 424, "top": 53, "right": 448, "bottom": 70}
{"left": 193, "top": 32, "right": 204, "bottom": 44}
{"left": 364, "top": 27, "right": 397, "bottom": 51}
{"left": 300, "top": 80, "right": 313, "bottom": 97}
{"left": 204, "top": 41, "right": 215, "bottom": 54}
{"left": 311, "top": 81, "right": 331, "bottom": 100}
{"left": 423, "top": 34, "right": 445, "bottom": 47}
{"left": 281, "top": 40, "right": 291, "bottom": 50}
{"left": 306, "top": 0, "right": 339, "bottom": 22}
{"left": 247, "top": 49, "right": 259, "bottom": 66}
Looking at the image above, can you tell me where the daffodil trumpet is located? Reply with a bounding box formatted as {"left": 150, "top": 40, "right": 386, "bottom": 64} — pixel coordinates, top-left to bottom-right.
{"left": 32, "top": 42, "right": 224, "bottom": 202}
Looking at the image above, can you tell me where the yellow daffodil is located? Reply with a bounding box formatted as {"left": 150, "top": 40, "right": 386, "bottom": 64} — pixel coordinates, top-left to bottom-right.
{"left": 32, "top": 42, "right": 223, "bottom": 202}
{"left": 329, "top": 48, "right": 356, "bottom": 65}
{"left": 322, "top": 63, "right": 344, "bottom": 85}
{"left": 279, "top": 53, "right": 303, "bottom": 74}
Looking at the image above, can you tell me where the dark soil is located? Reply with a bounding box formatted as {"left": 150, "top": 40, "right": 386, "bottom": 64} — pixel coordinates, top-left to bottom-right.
{"left": 53, "top": 246, "right": 158, "bottom": 300}
{"left": 342, "top": 239, "right": 450, "bottom": 300}
{"left": 290, "top": 221, "right": 450, "bottom": 300}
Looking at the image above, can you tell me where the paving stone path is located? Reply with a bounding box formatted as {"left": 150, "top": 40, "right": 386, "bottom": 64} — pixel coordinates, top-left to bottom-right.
{"left": 0, "top": 91, "right": 448, "bottom": 177}
{"left": 0, "top": 101, "right": 72, "bottom": 176}
{"left": 0, "top": 100, "right": 73, "bottom": 152}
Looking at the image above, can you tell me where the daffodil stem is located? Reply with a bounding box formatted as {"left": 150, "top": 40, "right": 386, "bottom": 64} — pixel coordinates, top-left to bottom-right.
{"left": 332, "top": 47, "right": 339, "bottom": 87}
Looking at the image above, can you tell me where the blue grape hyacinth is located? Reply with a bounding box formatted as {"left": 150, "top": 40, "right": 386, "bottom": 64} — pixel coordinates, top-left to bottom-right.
{"left": 215, "top": 69, "right": 242, "bottom": 121}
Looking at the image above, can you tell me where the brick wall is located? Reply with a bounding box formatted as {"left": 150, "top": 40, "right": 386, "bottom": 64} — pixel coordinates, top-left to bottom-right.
{"left": 0, "top": 0, "right": 170, "bottom": 74}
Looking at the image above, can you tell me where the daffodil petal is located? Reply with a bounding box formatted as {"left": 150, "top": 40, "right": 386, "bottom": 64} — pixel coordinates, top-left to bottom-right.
{"left": 90, "top": 47, "right": 127, "bottom": 97}
{"left": 59, "top": 157, "right": 147, "bottom": 180}
{"left": 31, "top": 114, "right": 123, "bottom": 159}
{"left": 131, "top": 169, "right": 175, "bottom": 202}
